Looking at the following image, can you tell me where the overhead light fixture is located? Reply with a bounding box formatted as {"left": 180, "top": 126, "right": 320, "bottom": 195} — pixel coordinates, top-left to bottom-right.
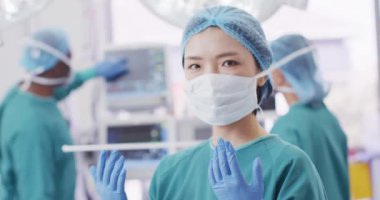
{"left": 141, "top": 0, "right": 309, "bottom": 28}
{"left": 0, "top": 0, "right": 52, "bottom": 29}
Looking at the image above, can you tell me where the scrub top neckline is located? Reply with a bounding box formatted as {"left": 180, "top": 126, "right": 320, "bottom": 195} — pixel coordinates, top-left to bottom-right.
{"left": 209, "top": 134, "right": 278, "bottom": 152}
{"left": 15, "top": 86, "right": 56, "bottom": 104}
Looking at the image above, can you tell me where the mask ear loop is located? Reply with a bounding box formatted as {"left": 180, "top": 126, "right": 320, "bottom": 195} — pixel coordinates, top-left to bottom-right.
{"left": 19, "top": 72, "right": 34, "bottom": 91}
{"left": 20, "top": 79, "right": 31, "bottom": 91}
{"left": 257, "top": 106, "right": 265, "bottom": 121}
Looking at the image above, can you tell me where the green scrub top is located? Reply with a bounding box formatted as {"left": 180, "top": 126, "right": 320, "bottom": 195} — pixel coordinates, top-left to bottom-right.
{"left": 149, "top": 135, "right": 327, "bottom": 200}
{"left": 271, "top": 102, "right": 349, "bottom": 200}
{"left": 0, "top": 69, "right": 97, "bottom": 200}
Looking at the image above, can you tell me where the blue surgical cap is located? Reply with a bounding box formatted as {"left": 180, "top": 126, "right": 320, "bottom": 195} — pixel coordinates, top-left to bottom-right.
{"left": 21, "top": 28, "right": 70, "bottom": 74}
{"left": 181, "top": 6, "right": 273, "bottom": 104}
{"left": 270, "top": 34, "right": 328, "bottom": 104}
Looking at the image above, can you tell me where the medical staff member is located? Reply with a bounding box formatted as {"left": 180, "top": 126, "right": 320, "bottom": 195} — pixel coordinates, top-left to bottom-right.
{"left": 0, "top": 28, "right": 127, "bottom": 200}
{"left": 270, "top": 34, "right": 349, "bottom": 200}
{"left": 91, "top": 6, "right": 327, "bottom": 200}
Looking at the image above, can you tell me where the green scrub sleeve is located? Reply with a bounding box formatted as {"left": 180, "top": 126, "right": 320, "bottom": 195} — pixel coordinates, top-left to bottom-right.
{"left": 276, "top": 146, "right": 327, "bottom": 199}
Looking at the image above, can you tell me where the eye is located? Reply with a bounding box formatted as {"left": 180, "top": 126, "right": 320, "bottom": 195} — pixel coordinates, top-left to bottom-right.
{"left": 186, "top": 64, "right": 201, "bottom": 70}
{"left": 222, "top": 60, "right": 239, "bottom": 67}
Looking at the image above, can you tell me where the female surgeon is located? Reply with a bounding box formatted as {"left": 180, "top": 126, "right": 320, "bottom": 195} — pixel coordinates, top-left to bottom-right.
{"left": 90, "top": 6, "right": 327, "bottom": 200}
{"left": 270, "top": 34, "right": 349, "bottom": 200}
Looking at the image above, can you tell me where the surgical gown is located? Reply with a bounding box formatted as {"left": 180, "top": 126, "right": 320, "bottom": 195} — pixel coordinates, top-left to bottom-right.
{"left": 149, "top": 135, "right": 327, "bottom": 200}
{"left": 271, "top": 102, "right": 349, "bottom": 200}
{"left": 0, "top": 69, "right": 97, "bottom": 200}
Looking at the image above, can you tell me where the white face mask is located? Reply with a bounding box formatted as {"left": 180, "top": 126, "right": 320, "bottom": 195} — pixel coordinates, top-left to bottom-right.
{"left": 184, "top": 45, "right": 314, "bottom": 126}
{"left": 29, "top": 70, "right": 75, "bottom": 86}
{"left": 185, "top": 72, "right": 267, "bottom": 126}
{"left": 20, "top": 70, "right": 75, "bottom": 91}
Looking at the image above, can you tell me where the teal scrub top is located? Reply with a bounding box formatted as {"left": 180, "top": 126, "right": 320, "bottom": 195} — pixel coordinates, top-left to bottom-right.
{"left": 0, "top": 69, "right": 96, "bottom": 200}
{"left": 149, "top": 135, "right": 327, "bottom": 200}
{"left": 271, "top": 102, "right": 349, "bottom": 200}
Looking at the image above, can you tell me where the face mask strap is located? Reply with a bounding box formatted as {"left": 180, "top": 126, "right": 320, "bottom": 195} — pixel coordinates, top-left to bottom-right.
{"left": 254, "top": 45, "right": 316, "bottom": 80}
{"left": 256, "top": 105, "right": 265, "bottom": 121}
{"left": 23, "top": 38, "right": 71, "bottom": 67}
{"left": 23, "top": 69, "right": 74, "bottom": 86}
{"left": 31, "top": 76, "right": 70, "bottom": 85}
{"left": 20, "top": 79, "right": 31, "bottom": 91}
{"left": 276, "top": 86, "right": 296, "bottom": 94}
{"left": 272, "top": 45, "right": 315, "bottom": 70}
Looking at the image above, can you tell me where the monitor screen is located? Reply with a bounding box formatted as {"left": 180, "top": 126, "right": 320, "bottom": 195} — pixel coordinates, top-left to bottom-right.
{"left": 107, "top": 124, "right": 167, "bottom": 160}
{"left": 105, "top": 47, "right": 168, "bottom": 109}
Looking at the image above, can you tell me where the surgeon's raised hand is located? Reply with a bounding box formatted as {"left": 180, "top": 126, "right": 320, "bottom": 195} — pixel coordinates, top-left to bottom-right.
{"left": 209, "top": 139, "right": 264, "bottom": 200}
{"left": 94, "top": 58, "right": 128, "bottom": 82}
{"left": 90, "top": 150, "right": 128, "bottom": 200}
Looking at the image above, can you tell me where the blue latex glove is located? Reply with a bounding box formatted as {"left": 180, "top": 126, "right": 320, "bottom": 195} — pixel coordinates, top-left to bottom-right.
{"left": 94, "top": 58, "right": 128, "bottom": 82}
{"left": 209, "top": 139, "right": 264, "bottom": 200}
{"left": 90, "top": 151, "right": 128, "bottom": 200}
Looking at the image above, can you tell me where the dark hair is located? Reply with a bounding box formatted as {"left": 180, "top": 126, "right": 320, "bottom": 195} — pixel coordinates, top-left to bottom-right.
{"left": 252, "top": 86, "right": 262, "bottom": 115}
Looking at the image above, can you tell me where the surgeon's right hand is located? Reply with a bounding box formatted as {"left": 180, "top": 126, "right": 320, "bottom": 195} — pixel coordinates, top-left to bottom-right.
{"left": 209, "top": 139, "right": 264, "bottom": 200}
{"left": 90, "top": 150, "right": 128, "bottom": 200}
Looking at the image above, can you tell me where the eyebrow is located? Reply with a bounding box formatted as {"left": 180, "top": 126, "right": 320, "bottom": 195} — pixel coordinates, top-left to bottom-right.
{"left": 185, "top": 51, "right": 239, "bottom": 60}
{"left": 215, "top": 52, "right": 239, "bottom": 59}
{"left": 185, "top": 56, "right": 203, "bottom": 60}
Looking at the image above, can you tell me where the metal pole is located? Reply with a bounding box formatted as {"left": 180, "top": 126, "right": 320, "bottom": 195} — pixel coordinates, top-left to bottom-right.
{"left": 104, "top": 0, "right": 113, "bottom": 43}
{"left": 62, "top": 141, "right": 202, "bottom": 153}
{"left": 375, "top": 0, "right": 380, "bottom": 112}
{"left": 0, "top": 30, "right": 3, "bottom": 47}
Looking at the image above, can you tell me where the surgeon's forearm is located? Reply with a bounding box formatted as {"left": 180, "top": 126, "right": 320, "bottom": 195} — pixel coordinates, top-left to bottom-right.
{"left": 53, "top": 68, "right": 98, "bottom": 101}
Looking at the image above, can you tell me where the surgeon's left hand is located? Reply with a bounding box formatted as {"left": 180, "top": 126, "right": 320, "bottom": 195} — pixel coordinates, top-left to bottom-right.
{"left": 90, "top": 150, "right": 128, "bottom": 200}
{"left": 209, "top": 139, "right": 264, "bottom": 200}
{"left": 94, "top": 58, "right": 128, "bottom": 82}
